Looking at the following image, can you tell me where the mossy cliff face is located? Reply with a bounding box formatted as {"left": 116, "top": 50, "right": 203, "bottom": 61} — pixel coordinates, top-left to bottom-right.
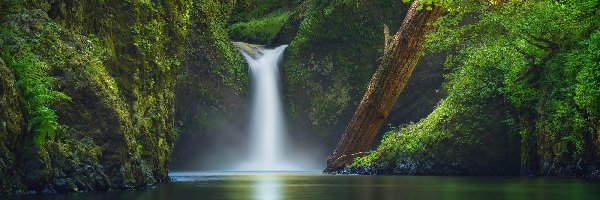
{"left": 171, "top": 0, "right": 251, "bottom": 169}
{"left": 175, "top": 0, "right": 246, "bottom": 137}
{"left": 349, "top": 77, "right": 521, "bottom": 175}
{"left": 281, "top": 0, "right": 445, "bottom": 145}
{"left": 0, "top": 0, "right": 191, "bottom": 193}
{"left": 269, "top": 0, "right": 311, "bottom": 46}
{"left": 37, "top": 0, "right": 191, "bottom": 184}
{"left": 0, "top": 57, "right": 25, "bottom": 192}
{"left": 228, "top": 0, "right": 299, "bottom": 44}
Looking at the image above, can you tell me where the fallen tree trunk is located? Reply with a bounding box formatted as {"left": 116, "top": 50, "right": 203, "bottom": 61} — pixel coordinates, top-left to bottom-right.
{"left": 324, "top": 1, "right": 443, "bottom": 172}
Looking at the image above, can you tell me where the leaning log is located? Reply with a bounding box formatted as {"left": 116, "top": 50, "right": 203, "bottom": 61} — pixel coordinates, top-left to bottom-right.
{"left": 324, "top": 1, "right": 443, "bottom": 172}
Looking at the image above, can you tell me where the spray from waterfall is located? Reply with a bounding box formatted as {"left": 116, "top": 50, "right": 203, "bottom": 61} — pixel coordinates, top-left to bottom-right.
{"left": 236, "top": 43, "right": 293, "bottom": 171}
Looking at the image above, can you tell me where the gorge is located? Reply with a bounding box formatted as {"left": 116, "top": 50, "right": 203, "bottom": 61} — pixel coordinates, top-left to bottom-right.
{"left": 1, "top": 0, "right": 599, "bottom": 199}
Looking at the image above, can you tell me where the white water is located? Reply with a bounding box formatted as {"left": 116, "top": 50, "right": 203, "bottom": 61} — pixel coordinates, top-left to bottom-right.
{"left": 238, "top": 45, "right": 293, "bottom": 171}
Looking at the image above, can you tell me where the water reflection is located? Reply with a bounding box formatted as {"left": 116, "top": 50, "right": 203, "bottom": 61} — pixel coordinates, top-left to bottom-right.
{"left": 253, "top": 174, "right": 281, "bottom": 200}
{"left": 5, "top": 172, "right": 600, "bottom": 200}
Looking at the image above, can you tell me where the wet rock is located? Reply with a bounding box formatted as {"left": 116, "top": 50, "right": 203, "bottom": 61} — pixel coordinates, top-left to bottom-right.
{"left": 0, "top": 0, "right": 191, "bottom": 192}
{"left": 0, "top": 58, "right": 25, "bottom": 194}
{"left": 233, "top": 42, "right": 265, "bottom": 59}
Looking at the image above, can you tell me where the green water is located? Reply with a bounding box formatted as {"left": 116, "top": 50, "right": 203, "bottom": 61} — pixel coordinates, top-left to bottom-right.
{"left": 7, "top": 172, "right": 600, "bottom": 200}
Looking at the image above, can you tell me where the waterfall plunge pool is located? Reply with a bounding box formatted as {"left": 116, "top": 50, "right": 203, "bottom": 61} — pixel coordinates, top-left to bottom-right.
{"left": 7, "top": 172, "right": 600, "bottom": 200}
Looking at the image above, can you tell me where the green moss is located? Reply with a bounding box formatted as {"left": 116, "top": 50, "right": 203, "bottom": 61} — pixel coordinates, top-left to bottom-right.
{"left": 0, "top": 0, "right": 193, "bottom": 191}
{"left": 174, "top": 0, "right": 247, "bottom": 140}
{"left": 0, "top": 57, "right": 26, "bottom": 194}
{"left": 229, "top": 0, "right": 301, "bottom": 26}
{"left": 283, "top": 0, "right": 408, "bottom": 136}
{"left": 195, "top": 0, "right": 247, "bottom": 91}
{"left": 351, "top": 78, "right": 520, "bottom": 175}
{"left": 1, "top": 50, "right": 69, "bottom": 145}
{"left": 229, "top": 11, "right": 290, "bottom": 44}
{"left": 0, "top": 10, "right": 72, "bottom": 146}
{"left": 43, "top": 138, "right": 108, "bottom": 193}
{"left": 354, "top": 0, "right": 600, "bottom": 176}
{"left": 571, "top": 30, "right": 600, "bottom": 117}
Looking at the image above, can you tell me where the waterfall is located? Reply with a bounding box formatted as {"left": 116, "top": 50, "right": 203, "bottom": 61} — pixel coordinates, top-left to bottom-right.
{"left": 237, "top": 43, "right": 291, "bottom": 171}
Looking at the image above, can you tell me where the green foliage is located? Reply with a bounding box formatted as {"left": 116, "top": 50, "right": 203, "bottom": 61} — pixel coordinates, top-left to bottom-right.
{"left": 1, "top": 50, "right": 70, "bottom": 145}
{"left": 0, "top": 0, "right": 193, "bottom": 190}
{"left": 174, "top": 0, "right": 247, "bottom": 137}
{"left": 136, "top": 143, "right": 143, "bottom": 155}
{"left": 0, "top": 0, "right": 24, "bottom": 17}
{"left": 194, "top": 0, "right": 247, "bottom": 92}
{"left": 228, "top": 11, "right": 290, "bottom": 43}
{"left": 227, "top": 0, "right": 304, "bottom": 43}
{"left": 284, "top": 0, "right": 408, "bottom": 136}
{"left": 570, "top": 30, "right": 600, "bottom": 117}
{"left": 229, "top": 0, "right": 301, "bottom": 24}
{"left": 355, "top": 0, "right": 600, "bottom": 175}
{"left": 170, "top": 127, "right": 180, "bottom": 140}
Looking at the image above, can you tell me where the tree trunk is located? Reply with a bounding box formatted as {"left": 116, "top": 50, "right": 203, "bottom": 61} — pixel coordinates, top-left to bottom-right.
{"left": 324, "top": 1, "right": 443, "bottom": 172}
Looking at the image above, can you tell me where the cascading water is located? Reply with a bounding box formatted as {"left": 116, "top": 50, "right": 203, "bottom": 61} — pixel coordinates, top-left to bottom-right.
{"left": 237, "top": 44, "right": 291, "bottom": 171}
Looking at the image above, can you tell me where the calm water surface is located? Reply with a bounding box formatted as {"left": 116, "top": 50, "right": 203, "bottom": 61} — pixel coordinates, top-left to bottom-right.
{"left": 7, "top": 171, "right": 600, "bottom": 200}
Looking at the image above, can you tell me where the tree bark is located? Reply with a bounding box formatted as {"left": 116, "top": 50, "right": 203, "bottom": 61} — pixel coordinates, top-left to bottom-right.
{"left": 324, "top": 1, "right": 443, "bottom": 172}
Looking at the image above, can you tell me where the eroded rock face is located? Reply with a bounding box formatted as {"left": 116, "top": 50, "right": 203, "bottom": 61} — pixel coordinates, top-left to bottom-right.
{"left": 0, "top": 0, "right": 192, "bottom": 193}
{"left": 268, "top": 0, "right": 313, "bottom": 46}
{"left": 171, "top": 0, "right": 261, "bottom": 171}
{"left": 280, "top": 0, "right": 446, "bottom": 149}
{"left": 0, "top": 57, "right": 26, "bottom": 193}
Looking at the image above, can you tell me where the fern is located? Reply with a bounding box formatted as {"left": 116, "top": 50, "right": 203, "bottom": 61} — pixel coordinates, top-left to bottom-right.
{"left": 2, "top": 50, "right": 70, "bottom": 145}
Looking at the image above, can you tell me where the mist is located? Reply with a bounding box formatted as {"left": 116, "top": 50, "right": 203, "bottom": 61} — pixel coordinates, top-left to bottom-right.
{"left": 170, "top": 44, "right": 325, "bottom": 172}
